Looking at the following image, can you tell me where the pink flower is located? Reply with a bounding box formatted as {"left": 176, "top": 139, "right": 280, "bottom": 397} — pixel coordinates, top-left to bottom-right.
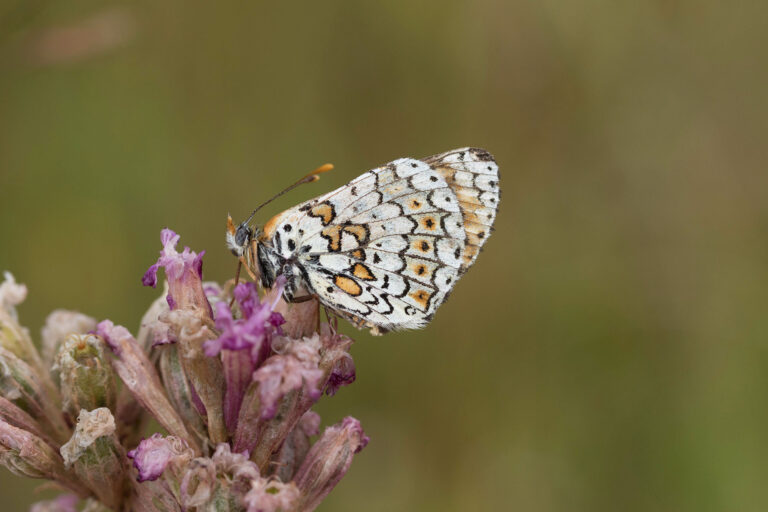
{"left": 127, "top": 433, "right": 192, "bottom": 482}
{"left": 142, "top": 228, "right": 211, "bottom": 315}
{"left": 204, "top": 281, "right": 286, "bottom": 362}
{"left": 204, "top": 279, "right": 287, "bottom": 431}
{"left": 252, "top": 338, "right": 324, "bottom": 420}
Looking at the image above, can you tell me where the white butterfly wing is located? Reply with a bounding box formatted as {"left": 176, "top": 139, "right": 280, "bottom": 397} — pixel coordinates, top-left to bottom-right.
{"left": 262, "top": 147, "right": 499, "bottom": 333}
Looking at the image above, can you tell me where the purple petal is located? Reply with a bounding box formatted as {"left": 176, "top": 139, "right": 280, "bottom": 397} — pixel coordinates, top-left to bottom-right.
{"left": 128, "top": 434, "right": 176, "bottom": 482}
{"left": 96, "top": 319, "right": 128, "bottom": 353}
{"left": 143, "top": 228, "right": 211, "bottom": 314}
{"left": 160, "top": 228, "right": 178, "bottom": 246}
{"left": 326, "top": 354, "right": 356, "bottom": 396}
{"left": 142, "top": 263, "right": 159, "bottom": 288}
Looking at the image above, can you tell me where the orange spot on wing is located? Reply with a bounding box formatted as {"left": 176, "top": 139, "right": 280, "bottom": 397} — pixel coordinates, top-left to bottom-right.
{"left": 412, "top": 262, "right": 430, "bottom": 277}
{"left": 413, "top": 239, "right": 431, "bottom": 253}
{"left": 334, "top": 275, "right": 362, "bottom": 296}
{"left": 321, "top": 225, "right": 342, "bottom": 251}
{"left": 421, "top": 216, "right": 437, "bottom": 231}
{"left": 343, "top": 224, "right": 368, "bottom": 243}
{"left": 461, "top": 245, "right": 479, "bottom": 267}
{"left": 352, "top": 263, "right": 375, "bottom": 280}
{"left": 410, "top": 289, "right": 431, "bottom": 309}
{"left": 310, "top": 203, "right": 335, "bottom": 225}
{"left": 351, "top": 249, "right": 364, "bottom": 260}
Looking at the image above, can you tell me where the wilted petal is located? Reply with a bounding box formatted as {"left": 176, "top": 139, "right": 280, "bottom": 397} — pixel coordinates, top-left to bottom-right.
{"left": 180, "top": 458, "right": 217, "bottom": 508}
{"left": 318, "top": 325, "right": 356, "bottom": 396}
{"left": 325, "top": 353, "right": 355, "bottom": 396}
{"left": 127, "top": 433, "right": 194, "bottom": 482}
{"left": 294, "top": 417, "right": 369, "bottom": 511}
{"left": 242, "top": 478, "right": 299, "bottom": 512}
{"left": 211, "top": 443, "right": 260, "bottom": 481}
{"left": 0, "top": 271, "right": 26, "bottom": 317}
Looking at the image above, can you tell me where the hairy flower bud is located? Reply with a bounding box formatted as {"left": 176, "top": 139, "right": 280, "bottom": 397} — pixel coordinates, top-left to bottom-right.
{"left": 0, "top": 419, "right": 88, "bottom": 496}
{"left": 0, "top": 347, "right": 69, "bottom": 444}
{"left": 54, "top": 334, "right": 117, "bottom": 423}
{"left": 0, "top": 274, "right": 59, "bottom": 399}
{"left": 0, "top": 396, "right": 57, "bottom": 449}
{"left": 60, "top": 408, "right": 126, "bottom": 508}
{"left": 41, "top": 310, "right": 97, "bottom": 366}
{"left": 294, "top": 417, "right": 369, "bottom": 511}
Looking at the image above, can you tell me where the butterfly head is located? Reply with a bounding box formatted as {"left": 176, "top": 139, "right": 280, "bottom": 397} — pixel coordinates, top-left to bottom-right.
{"left": 226, "top": 215, "right": 258, "bottom": 258}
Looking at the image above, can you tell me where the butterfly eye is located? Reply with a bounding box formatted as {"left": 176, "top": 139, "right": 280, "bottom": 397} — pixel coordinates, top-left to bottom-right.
{"left": 235, "top": 224, "right": 252, "bottom": 247}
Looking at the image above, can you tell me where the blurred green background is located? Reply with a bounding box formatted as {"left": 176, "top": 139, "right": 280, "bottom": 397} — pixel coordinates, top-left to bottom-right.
{"left": 1, "top": 0, "right": 767, "bottom": 510}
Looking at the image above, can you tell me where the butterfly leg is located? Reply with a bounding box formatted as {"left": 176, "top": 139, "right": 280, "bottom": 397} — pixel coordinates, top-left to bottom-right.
{"left": 322, "top": 305, "right": 341, "bottom": 335}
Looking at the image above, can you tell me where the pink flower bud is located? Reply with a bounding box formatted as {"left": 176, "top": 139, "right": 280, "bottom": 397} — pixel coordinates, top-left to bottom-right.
{"left": 294, "top": 417, "right": 369, "bottom": 511}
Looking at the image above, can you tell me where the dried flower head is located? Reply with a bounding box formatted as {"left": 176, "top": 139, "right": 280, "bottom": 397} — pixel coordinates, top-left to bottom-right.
{"left": 1, "top": 227, "right": 369, "bottom": 511}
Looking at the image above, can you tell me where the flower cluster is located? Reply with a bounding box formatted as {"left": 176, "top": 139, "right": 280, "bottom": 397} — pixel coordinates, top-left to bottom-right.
{"left": 0, "top": 229, "right": 367, "bottom": 511}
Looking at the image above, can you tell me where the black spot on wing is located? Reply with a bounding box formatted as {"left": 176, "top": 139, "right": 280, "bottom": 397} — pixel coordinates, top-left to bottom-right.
{"left": 379, "top": 293, "right": 394, "bottom": 315}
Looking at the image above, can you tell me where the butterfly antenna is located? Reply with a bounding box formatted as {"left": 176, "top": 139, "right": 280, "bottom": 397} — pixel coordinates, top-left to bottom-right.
{"left": 243, "top": 163, "right": 333, "bottom": 225}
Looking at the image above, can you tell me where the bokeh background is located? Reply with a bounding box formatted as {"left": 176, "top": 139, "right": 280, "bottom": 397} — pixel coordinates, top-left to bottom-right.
{"left": 1, "top": 1, "right": 767, "bottom": 510}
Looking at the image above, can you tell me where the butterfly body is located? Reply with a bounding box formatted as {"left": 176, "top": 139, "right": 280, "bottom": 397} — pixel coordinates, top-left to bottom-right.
{"left": 227, "top": 147, "right": 499, "bottom": 335}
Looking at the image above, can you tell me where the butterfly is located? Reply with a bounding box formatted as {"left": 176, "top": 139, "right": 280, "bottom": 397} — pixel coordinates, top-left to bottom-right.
{"left": 226, "top": 147, "right": 499, "bottom": 335}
